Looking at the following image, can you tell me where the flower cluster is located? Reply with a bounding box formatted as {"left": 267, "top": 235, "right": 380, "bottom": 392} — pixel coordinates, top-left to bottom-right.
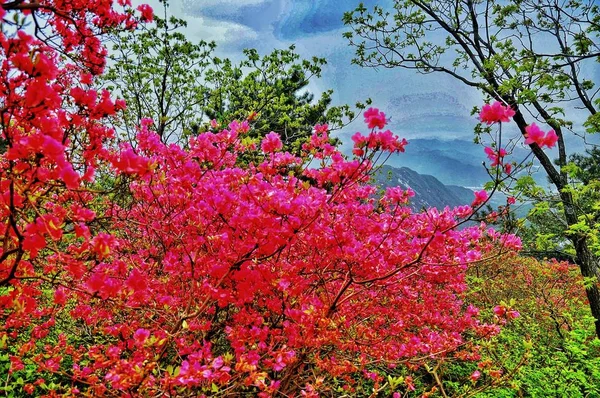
{"left": 364, "top": 107, "right": 387, "bottom": 129}
{"left": 351, "top": 110, "right": 408, "bottom": 156}
{"left": 524, "top": 123, "right": 558, "bottom": 148}
{"left": 479, "top": 101, "right": 515, "bottom": 124}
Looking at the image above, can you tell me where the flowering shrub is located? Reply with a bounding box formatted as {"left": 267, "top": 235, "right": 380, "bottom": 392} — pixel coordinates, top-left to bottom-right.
{"left": 2, "top": 109, "right": 522, "bottom": 395}
{"left": 0, "top": 2, "right": 523, "bottom": 396}
{"left": 463, "top": 256, "right": 600, "bottom": 397}
{"left": 361, "top": 256, "right": 599, "bottom": 398}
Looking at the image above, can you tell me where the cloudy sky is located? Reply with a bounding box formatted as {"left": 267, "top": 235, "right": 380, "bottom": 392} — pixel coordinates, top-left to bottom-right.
{"left": 134, "top": 0, "right": 483, "bottom": 142}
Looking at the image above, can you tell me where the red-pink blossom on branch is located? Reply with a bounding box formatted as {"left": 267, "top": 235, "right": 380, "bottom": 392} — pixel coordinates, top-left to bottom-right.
{"left": 261, "top": 131, "right": 284, "bottom": 153}
{"left": 363, "top": 107, "right": 387, "bottom": 129}
{"left": 484, "top": 146, "right": 507, "bottom": 167}
{"left": 137, "top": 4, "right": 154, "bottom": 22}
{"left": 524, "top": 123, "right": 558, "bottom": 148}
{"left": 479, "top": 101, "right": 515, "bottom": 124}
{"left": 472, "top": 190, "right": 489, "bottom": 207}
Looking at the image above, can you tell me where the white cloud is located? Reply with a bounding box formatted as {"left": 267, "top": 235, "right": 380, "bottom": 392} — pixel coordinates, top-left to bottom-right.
{"left": 181, "top": 0, "right": 268, "bottom": 13}
{"left": 131, "top": 0, "right": 259, "bottom": 48}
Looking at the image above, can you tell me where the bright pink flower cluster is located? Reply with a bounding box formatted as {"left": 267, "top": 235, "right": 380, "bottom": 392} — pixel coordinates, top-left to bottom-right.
{"left": 261, "top": 131, "right": 284, "bottom": 153}
{"left": 479, "top": 101, "right": 515, "bottom": 124}
{"left": 137, "top": 4, "right": 154, "bottom": 22}
{"left": 351, "top": 111, "right": 408, "bottom": 157}
{"left": 524, "top": 123, "right": 558, "bottom": 148}
{"left": 364, "top": 107, "right": 387, "bottom": 129}
{"left": 302, "top": 124, "right": 336, "bottom": 158}
{"left": 111, "top": 146, "right": 151, "bottom": 175}
{"left": 472, "top": 190, "right": 489, "bottom": 207}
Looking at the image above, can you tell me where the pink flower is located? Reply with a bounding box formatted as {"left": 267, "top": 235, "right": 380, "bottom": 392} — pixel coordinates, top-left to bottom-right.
{"left": 133, "top": 329, "right": 150, "bottom": 346}
{"left": 137, "top": 4, "right": 154, "bottom": 22}
{"left": 525, "top": 123, "right": 557, "bottom": 148}
{"left": 479, "top": 101, "right": 515, "bottom": 124}
{"left": 261, "top": 132, "right": 283, "bottom": 153}
{"left": 363, "top": 107, "right": 387, "bottom": 129}
{"left": 466, "top": 250, "right": 481, "bottom": 262}
{"left": 352, "top": 147, "right": 365, "bottom": 157}
{"left": 54, "top": 288, "right": 67, "bottom": 305}
{"left": 543, "top": 129, "right": 558, "bottom": 148}
{"left": 470, "top": 370, "right": 481, "bottom": 382}
{"left": 484, "top": 146, "right": 507, "bottom": 167}
{"left": 113, "top": 147, "right": 150, "bottom": 175}
{"left": 314, "top": 124, "right": 329, "bottom": 134}
{"left": 524, "top": 123, "right": 545, "bottom": 145}
{"left": 59, "top": 165, "right": 80, "bottom": 189}
{"left": 471, "top": 190, "right": 488, "bottom": 207}
{"left": 507, "top": 197, "right": 516, "bottom": 205}
{"left": 493, "top": 305, "right": 506, "bottom": 317}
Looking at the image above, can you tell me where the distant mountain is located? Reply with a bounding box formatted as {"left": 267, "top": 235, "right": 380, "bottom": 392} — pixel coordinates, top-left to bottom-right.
{"left": 337, "top": 135, "right": 493, "bottom": 187}
{"left": 383, "top": 138, "right": 492, "bottom": 187}
{"left": 366, "top": 138, "right": 541, "bottom": 187}
{"left": 374, "top": 165, "right": 474, "bottom": 210}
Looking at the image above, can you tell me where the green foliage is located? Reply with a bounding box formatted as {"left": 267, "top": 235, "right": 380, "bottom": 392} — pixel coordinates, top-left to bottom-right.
{"left": 513, "top": 149, "right": 600, "bottom": 259}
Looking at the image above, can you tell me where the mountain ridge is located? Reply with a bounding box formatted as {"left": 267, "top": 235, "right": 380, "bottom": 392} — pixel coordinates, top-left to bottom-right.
{"left": 374, "top": 164, "right": 474, "bottom": 210}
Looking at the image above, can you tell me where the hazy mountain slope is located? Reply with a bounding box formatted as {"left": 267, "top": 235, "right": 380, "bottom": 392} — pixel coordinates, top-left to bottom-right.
{"left": 374, "top": 165, "right": 474, "bottom": 210}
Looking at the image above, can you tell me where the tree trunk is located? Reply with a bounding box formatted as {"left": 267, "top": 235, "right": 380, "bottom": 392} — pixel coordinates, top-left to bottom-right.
{"left": 573, "top": 237, "right": 600, "bottom": 337}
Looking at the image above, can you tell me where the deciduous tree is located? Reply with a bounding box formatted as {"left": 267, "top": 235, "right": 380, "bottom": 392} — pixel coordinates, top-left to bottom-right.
{"left": 103, "top": 0, "right": 215, "bottom": 144}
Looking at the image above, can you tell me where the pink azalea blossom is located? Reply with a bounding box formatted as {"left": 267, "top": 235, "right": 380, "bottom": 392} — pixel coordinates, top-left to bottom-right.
{"left": 524, "top": 123, "right": 545, "bottom": 145}
{"left": 137, "top": 4, "right": 154, "bottom": 22}
{"left": 363, "top": 107, "right": 387, "bottom": 129}
{"left": 479, "top": 101, "right": 515, "bottom": 124}
{"left": 261, "top": 131, "right": 283, "bottom": 153}
{"left": 543, "top": 129, "right": 558, "bottom": 148}
{"left": 471, "top": 190, "right": 489, "bottom": 207}
{"left": 525, "top": 123, "right": 557, "bottom": 148}
{"left": 133, "top": 328, "right": 150, "bottom": 346}
{"left": 484, "top": 146, "right": 507, "bottom": 167}
{"left": 493, "top": 305, "right": 506, "bottom": 316}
